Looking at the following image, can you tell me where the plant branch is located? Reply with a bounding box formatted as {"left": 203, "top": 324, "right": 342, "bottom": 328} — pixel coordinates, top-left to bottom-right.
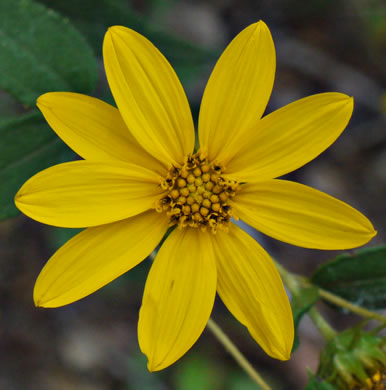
{"left": 307, "top": 307, "right": 337, "bottom": 340}
{"left": 314, "top": 285, "right": 386, "bottom": 325}
{"left": 275, "top": 262, "right": 337, "bottom": 340}
{"left": 207, "top": 318, "right": 272, "bottom": 390}
{"left": 275, "top": 261, "right": 386, "bottom": 325}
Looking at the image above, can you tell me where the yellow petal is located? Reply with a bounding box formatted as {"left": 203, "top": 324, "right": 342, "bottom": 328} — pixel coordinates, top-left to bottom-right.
{"left": 199, "top": 21, "right": 275, "bottom": 163}
{"left": 233, "top": 180, "right": 376, "bottom": 249}
{"left": 138, "top": 228, "right": 217, "bottom": 371}
{"left": 15, "top": 160, "right": 164, "bottom": 228}
{"left": 37, "top": 92, "right": 167, "bottom": 175}
{"left": 34, "top": 210, "right": 168, "bottom": 308}
{"left": 225, "top": 93, "right": 353, "bottom": 181}
{"left": 211, "top": 223, "right": 293, "bottom": 360}
{"left": 103, "top": 26, "right": 195, "bottom": 167}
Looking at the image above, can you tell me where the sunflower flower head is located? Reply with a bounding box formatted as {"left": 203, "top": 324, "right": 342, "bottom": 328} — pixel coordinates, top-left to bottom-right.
{"left": 156, "top": 152, "right": 240, "bottom": 233}
{"left": 15, "top": 21, "right": 376, "bottom": 372}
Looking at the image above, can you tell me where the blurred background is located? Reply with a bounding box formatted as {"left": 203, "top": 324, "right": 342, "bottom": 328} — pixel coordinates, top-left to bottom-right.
{"left": 0, "top": 0, "right": 385, "bottom": 389}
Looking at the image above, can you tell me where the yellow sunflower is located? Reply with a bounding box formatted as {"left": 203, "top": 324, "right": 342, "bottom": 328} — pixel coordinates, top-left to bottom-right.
{"left": 15, "top": 21, "right": 376, "bottom": 371}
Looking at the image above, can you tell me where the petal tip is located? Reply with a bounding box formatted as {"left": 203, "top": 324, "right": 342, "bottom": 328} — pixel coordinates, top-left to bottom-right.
{"left": 33, "top": 291, "right": 44, "bottom": 308}
{"left": 107, "top": 25, "right": 122, "bottom": 34}
{"left": 268, "top": 340, "right": 293, "bottom": 361}
{"left": 104, "top": 26, "right": 120, "bottom": 45}
{"left": 14, "top": 188, "right": 26, "bottom": 209}
{"left": 33, "top": 291, "right": 57, "bottom": 308}
{"left": 144, "top": 353, "right": 164, "bottom": 373}
{"left": 343, "top": 94, "right": 354, "bottom": 108}
{"left": 248, "top": 20, "right": 270, "bottom": 36}
{"left": 107, "top": 25, "right": 133, "bottom": 40}
{"left": 146, "top": 360, "right": 156, "bottom": 373}
{"left": 36, "top": 93, "right": 51, "bottom": 109}
{"left": 357, "top": 217, "right": 377, "bottom": 246}
{"left": 255, "top": 19, "right": 268, "bottom": 29}
{"left": 33, "top": 284, "right": 44, "bottom": 307}
{"left": 367, "top": 227, "right": 378, "bottom": 241}
{"left": 34, "top": 299, "right": 42, "bottom": 308}
{"left": 14, "top": 189, "right": 21, "bottom": 202}
{"left": 332, "top": 93, "right": 354, "bottom": 110}
{"left": 279, "top": 352, "right": 292, "bottom": 361}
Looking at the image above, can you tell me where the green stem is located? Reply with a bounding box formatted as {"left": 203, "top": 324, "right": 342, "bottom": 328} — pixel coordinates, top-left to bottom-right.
{"left": 275, "top": 262, "right": 386, "bottom": 325}
{"left": 275, "top": 262, "right": 337, "bottom": 340}
{"left": 308, "top": 308, "right": 337, "bottom": 341}
{"left": 315, "top": 287, "right": 386, "bottom": 325}
{"left": 207, "top": 318, "right": 272, "bottom": 390}
{"left": 275, "top": 262, "right": 301, "bottom": 294}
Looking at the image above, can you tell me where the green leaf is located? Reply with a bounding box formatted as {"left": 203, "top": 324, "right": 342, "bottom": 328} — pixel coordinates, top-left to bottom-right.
{"left": 0, "top": 111, "right": 72, "bottom": 220}
{"left": 173, "top": 354, "right": 222, "bottom": 390}
{"left": 304, "top": 372, "right": 335, "bottom": 390}
{"left": 311, "top": 246, "right": 386, "bottom": 309}
{"left": 37, "top": 0, "right": 218, "bottom": 84}
{"left": 291, "top": 287, "right": 319, "bottom": 353}
{"left": 0, "top": 0, "right": 97, "bottom": 107}
{"left": 229, "top": 373, "right": 261, "bottom": 390}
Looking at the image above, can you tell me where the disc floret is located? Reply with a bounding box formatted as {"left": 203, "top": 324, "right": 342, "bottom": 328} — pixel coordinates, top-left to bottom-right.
{"left": 155, "top": 153, "right": 240, "bottom": 233}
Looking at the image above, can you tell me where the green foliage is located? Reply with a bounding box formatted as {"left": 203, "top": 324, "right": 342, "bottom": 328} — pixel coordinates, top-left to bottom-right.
{"left": 0, "top": 111, "right": 71, "bottom": 219}
{"left": 173, "top": 354, "right": 222, "bottom": 390}
{"left": 0, "top": 0, "right": 97, "bottom": 107}
{"left": 317, "top": 327, "right": 386, "bottom": 389}
{"left": 311, "top": 246, "right": 386, "bottom": 309}
{"left": 361, "top": 0, "right": 386, "bottom": 35}
{"left": 37, "top": 0, "right": 218, "bottom": 84}
{"left": 229, "top": 373, "right": 261, "bottom": 390}
{"left": 304, "top": 372, "right": 335, "bottom": 390}
{"left": 291, "top": 287, "right": 319, "bottom": 353}
{"left": 0, "top": 0, "right": 215, "bottom": 223}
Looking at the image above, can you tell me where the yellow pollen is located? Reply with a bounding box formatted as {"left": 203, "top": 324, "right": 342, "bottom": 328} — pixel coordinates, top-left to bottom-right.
{"left": 195, "top": 178, "right": 203, "bottom": 186}
{"left": 177, "top": 178, "right": 187, "bottom": 187}
{"left": 187, "top": 196, "right": 195, "bottom": 205}
{"left": 194, "top": 212, "right": 203, "bottom": 222}
{"left": 177, "top": 196, "right": 186, "bottom": 204}
{"left": 201, "top": 164, "right": 210, "bottom": 173}
{"left": 219, "top": 192, "right": 228, "bottom": 202}
{"left": 197, "top": 186, "right": 205, "bottom": 194}
{"left": 203, "top": 191, "right": 211, "bottom": 199}
{"left": 205, "top": 181, "right": 214, "bottom": 191}
{"left": 187, "top": 174, "right": 195, "bottom": 184}
{"left": 180, "top": 187, "right": 189, "bottom": 197}
{"left": 213, "top": 184, "right": 222, "bottom": 194}
{"left": 193, "top": 167, "right": 202, "bottom": 176}
{"left": 212, "top": 203, "right": 221, "bottom": 212}
{"left": 188, "top": 184, "right": 196, "bottom": 193}
{"left": 200, "top": 207, "right": 209, "bottom": 216}
{"left": 202, "top": 199, "right": 211, "bottom": 208}
{"left": 210, "top": 194, "right": 219, "bottom": 203}
{"left": 180, "top": 169, "right": 189, "bottom": 178}
{"left": 202, "top": 173, "right": 210, "bottom": 182}
{"left": 155, "top": 153, "right": 240, "bottom": 233}
{"left": 170, "top": 189, "right": 179, "bottom": 199}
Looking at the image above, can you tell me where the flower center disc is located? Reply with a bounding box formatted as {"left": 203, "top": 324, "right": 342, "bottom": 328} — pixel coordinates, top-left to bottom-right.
{"left": 155, "top": 153, "right": 240, "bottom": 234}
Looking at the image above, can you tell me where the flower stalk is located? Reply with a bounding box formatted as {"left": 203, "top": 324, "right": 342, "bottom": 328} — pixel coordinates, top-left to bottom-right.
{"left": 307, "top": 308, "right": 337, "bottom": 341}
{"left": 275, "top": 261, "right": 386, "bottom": 325}
{"left": 275, "top": 261, "right": 337, "bottom": 340}
{"left": 316, "top": 286, "right": 386, "bottom": 325}
{"left": 207, "top": 318, "right": 272, "bottom": 390}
